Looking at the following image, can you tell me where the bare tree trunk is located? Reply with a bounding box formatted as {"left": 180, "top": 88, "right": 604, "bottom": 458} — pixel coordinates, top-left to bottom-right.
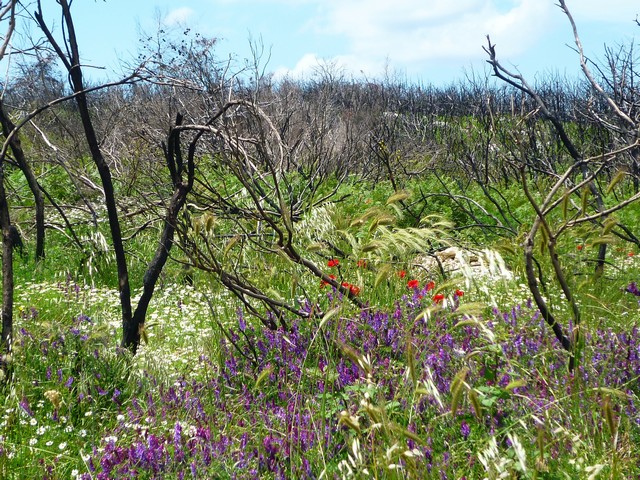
{"left": 131, "top": 116, "right": 195, "bottom": 350}
{"left": 35, "top": 0, "right": 134, "bottom": 349}
{"left": 0, "top": 101, "right": 45, "bottom": 260}
{"left": 485, "top": 35, "right": 611, "bottom": 278}
{"left": 0, "top": 0, "right": 17, "bottom": 380}
{"left": 0, "top": 159, "right": 14, "bottom": 373}
{"left": 484, "top": 6, "right": 640, "bottom": 370}
{"left": 35, "top": 2, "right": 203, "bottom": 353}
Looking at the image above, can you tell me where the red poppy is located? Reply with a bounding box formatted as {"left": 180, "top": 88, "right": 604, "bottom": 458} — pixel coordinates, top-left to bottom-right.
{"left": 407, "top": 279, "right": 419, "bottom": 289}
{"left": 320, "top": 274, "right": 337, "bottom": 288}
{"left": 433, "top": 293, "right": 445, "bottom": 303}
{"left": 356, "top": 259, "right": 367, "bottom": 268}
{"left": 397, "top": 270, "right": 407, "bottom": 278}
{"left": 576, "top": 245, "right": 583, "bottom": 251}
{"left": 338, "top": 281, "right": 360, "bottom": 296}
{"left": 426, "top": 281, "right": 436, "bottom": 291}
{"left": 327, "top": 259, "right": 340, "bottom": 267}
{"left": 455, "top": 289, "right": 464, "bottom": 297}
{"left": 629, "top": 252, "right": 635, "bottom": 257}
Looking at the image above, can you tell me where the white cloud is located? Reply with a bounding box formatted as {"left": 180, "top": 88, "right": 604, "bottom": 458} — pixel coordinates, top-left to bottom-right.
{"left": 264, "top": 0, "right": 638, "bottom": 82}
{"left": 212, "top": 0, "right": 311, "bottom": 3}
{"left": 273, "top": 52, "right": 387, "bottom": 80}
{"left": 318, "top": 0, "right": 556, "bottom": 60}
{"left": 163, "top": 7, "right": 195, "bottom": 26}
{"left": 568, "top": 1, "right": 639, "bottom": 22}
{"left": 273, "top": 52, "right": 323, "bottom": 79}
{"left": 283, "top": 0, "right": 558, "bottom": 79}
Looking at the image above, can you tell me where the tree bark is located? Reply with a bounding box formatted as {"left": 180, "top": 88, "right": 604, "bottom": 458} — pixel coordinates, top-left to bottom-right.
{"left": 35, "top": 0, "right": 134, "bottom": 349}
{"left": 0, "top": 101, "right": 45, "bottom": 260}
{"left": 0, "top": 159, "right": 14, "bottom": 364}
{"left": 131, "top": 117, "right": 195, "bottom": 351}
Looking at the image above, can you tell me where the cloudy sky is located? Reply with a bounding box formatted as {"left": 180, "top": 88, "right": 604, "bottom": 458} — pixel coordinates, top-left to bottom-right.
{"left": 43, "top": 0, "right": 639, "bottom": 85}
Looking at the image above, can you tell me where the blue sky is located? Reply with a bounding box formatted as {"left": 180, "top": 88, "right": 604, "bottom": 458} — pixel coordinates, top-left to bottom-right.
{"left": 30, "top": 0, "right": 639, "bottom": 86}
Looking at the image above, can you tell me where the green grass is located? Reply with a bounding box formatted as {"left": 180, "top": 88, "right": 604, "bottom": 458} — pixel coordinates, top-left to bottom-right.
{"left": 1, "top": 175, "right": 640, "bottom": 479}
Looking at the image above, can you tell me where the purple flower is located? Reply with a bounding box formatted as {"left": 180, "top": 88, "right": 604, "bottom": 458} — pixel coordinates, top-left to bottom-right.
{"left": 173, "top": 422, "right": 182, "bottom": 445}
{"left": 77, "top": 314, "right": 93, "bottom": 323}
{"left": 461, "top": 421, "right": 470, "bottom": 439}
{"left": 19, "top": 327, "right": 33, "bottom": 339}
{"left": 237, "top": 307, "right": 246, "bottom": 332}
{"left": 626, "top": 282, "right": 640, "bottom": 296}
{"left": 19, "top": 397, "right": 34, "bottom": 417}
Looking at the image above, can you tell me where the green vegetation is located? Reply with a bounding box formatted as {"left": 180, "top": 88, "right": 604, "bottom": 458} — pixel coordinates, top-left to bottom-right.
{"left": 1, "top": 1, "right": 639, "bottom": 477}
{"left": 1, "top": 174, "right": 639, "bottom": 479}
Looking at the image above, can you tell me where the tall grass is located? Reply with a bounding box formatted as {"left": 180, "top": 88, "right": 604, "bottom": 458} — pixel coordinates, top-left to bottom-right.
{"left": 2, "top": 260, "right": 639, "bottom": 478}
{"left": 1, "top": 177, "right": 639, "bottom": 479}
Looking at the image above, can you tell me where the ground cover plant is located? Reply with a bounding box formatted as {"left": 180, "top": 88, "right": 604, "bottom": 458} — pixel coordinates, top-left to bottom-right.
{"left": 1, "top": 178, "right": 640, "bottom": 478}
{"left": 1, "top": 1, "right": 640, "bottom": 478}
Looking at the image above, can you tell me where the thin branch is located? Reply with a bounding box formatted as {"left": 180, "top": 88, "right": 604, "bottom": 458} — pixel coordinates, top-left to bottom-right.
{"left": 558, "top": 0, "right": 636, "bottom": 129}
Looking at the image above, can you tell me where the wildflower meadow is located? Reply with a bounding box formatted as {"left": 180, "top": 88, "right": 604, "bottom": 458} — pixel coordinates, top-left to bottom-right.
{"left": 2, "top": 184, "right": 640, "bottom": 479}
{"left": 1, "top": 2, "right": 639, "bottom": 478}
